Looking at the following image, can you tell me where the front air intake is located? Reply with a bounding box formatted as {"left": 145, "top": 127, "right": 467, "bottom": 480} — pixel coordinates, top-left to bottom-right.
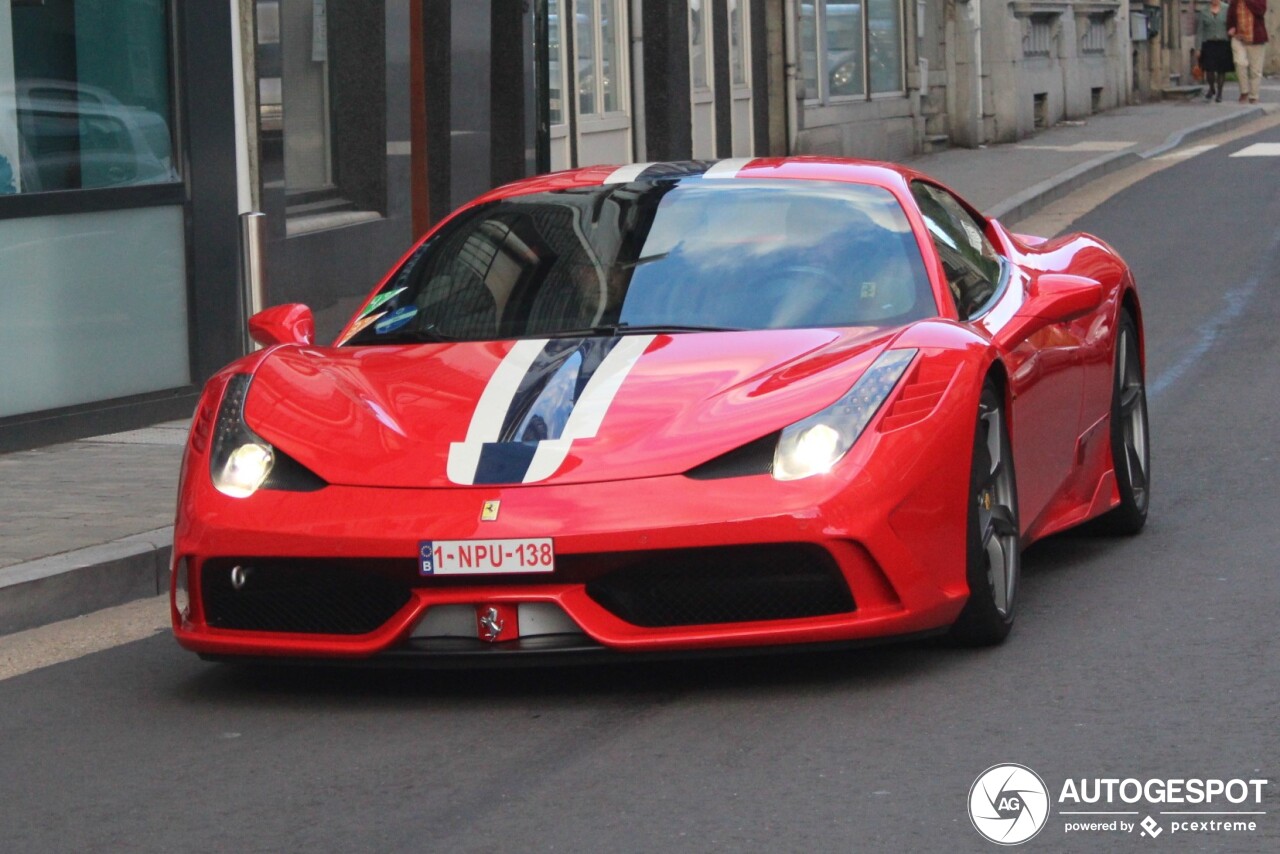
{"left": 200, "top": 558, "right": 413, "bottom": 635}
{"left": 585, "top": 543, "right": 854, "bottom": 627}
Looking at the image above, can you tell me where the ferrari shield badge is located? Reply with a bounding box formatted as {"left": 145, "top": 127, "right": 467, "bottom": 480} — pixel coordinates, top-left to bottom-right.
{"left": 481, "top": 500, "right": 501, "bottom": 521}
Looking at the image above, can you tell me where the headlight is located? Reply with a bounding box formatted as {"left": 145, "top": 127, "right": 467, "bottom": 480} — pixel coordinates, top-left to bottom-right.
{"left": 773, "top": 349, "right": 917, "bottom": 480}
{"left": 210, "top": 373, "right": 275, "bottom": 498}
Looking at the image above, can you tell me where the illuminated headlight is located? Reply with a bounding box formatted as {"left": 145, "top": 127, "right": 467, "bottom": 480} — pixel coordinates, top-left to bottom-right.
{"left": 210, "top": 373, "right": 275, "bottom": 498}
{"left": 773, "top": 349, "right": 917, "bottom": 481}
{"left": 217, "top": 442, "right": 274, "bottom": 498}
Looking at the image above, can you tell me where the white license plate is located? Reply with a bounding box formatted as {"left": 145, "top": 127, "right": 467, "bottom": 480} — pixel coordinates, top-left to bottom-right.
{"left": 418, "top": 538, "right": 555, "bottom": 575}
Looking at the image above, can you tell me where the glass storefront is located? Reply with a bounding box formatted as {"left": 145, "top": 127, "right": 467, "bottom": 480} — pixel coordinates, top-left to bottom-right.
{"left": 0, "top": 206, "right": 188, "bottom": 417}
{"left": 0, "top": 0, "right": 189, "bottom": 421}
{"left": 1, "top": 0, "right": 177, "bottom": 193}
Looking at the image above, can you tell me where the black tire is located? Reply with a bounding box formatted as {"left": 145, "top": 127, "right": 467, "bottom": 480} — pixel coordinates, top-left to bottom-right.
{"left": 1092, "top": 311, "right": 1150, "bottom": 535}
{"left": 949, "top": 381, "right": 1021, "bottom": 646}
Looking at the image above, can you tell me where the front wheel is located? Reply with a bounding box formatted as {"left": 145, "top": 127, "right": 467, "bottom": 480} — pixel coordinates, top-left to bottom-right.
{"left": 949, "top": 381, "right": 1021, "bottom": 646}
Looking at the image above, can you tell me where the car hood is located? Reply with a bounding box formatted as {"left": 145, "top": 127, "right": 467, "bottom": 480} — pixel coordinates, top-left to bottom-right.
{"left": 242, "top": 328, "right": 895, "bottom": 488}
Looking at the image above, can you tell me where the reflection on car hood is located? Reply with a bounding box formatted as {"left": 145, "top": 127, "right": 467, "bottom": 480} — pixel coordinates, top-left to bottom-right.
{"left": 243, "top": 328, "right": 894, "bottom": 488}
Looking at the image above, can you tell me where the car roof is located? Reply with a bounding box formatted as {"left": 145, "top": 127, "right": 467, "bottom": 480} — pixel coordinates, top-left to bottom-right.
{"left": 470, "top": 157, "right": 932, "bottom": 207}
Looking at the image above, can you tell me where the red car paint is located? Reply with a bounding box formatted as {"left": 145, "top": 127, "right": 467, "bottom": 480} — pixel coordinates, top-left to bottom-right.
{"left": 171, "top": 157, "right": 1142, "bottom": 661}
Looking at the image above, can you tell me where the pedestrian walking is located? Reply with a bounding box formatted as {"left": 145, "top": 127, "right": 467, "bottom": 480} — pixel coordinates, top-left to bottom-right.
{"left": 1228, "top": 0, "right": 1269, "bottom": 103}
{"left": 1196, "top": 0, "right": 1234, "bottom": 101}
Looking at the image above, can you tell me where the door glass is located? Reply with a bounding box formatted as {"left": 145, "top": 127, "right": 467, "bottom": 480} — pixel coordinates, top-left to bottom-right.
{"left": 575, "top": 0, "right": 597, "bottom": 115}
{"left": 911, "top": 182, "right": 1002, "bottom": 318}
{"left": 548, "top": 0, "right": 565, "bottom": 125}
{"left": 867, "top": 0, "right": 903, "bottom": 93}
{"left": 282, "top": 0, "right": 332, "bottom": 194}
{"left": 826, "top": 0, "right": 864, "bottom": 97}
{"left": 798, "top": 1, "right": 818, "bottom": 99}
{"left": 599, "top": 0, "right": 619, "bottom": 112}
{"left": 729, "top": 0, "right": 748, "bottom": 87}
{"left": 690, "top": 0, "right": 709, "bottom": 90}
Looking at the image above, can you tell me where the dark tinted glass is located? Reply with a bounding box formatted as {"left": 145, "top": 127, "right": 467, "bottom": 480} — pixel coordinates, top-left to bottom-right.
{"left": 344, "top": 178, "right": 935, "bottom": 345}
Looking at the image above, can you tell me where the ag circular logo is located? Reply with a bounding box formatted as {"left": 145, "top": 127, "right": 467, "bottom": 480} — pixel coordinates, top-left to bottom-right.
{"left": 969, "top": 763, "right": 1051, "bottom": 845}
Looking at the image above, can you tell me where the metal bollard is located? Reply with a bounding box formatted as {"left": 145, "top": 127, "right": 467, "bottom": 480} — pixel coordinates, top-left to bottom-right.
{"left": 239, "top": 211, "right": 267, "bottom": 353}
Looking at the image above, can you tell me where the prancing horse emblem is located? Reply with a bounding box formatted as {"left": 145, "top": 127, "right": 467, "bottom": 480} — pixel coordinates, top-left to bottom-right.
{"left": 481, "top": 500, "right": 500, "bottom": 521}
{"left": 479, "top": 606, "right": 504, "bottom": 641}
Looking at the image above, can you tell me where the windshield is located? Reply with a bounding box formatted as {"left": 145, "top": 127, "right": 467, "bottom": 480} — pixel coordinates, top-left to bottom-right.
{"left": 343, "top": 178, "right": 935, "bottom": 345}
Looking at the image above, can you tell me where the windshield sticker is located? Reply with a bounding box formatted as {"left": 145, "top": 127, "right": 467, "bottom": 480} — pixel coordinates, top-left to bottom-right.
{"left": 336, "top": 311, "right": 386, "bottom": 346}
{"left": 375, "top": 305, "right": 418, "bottom": 335}
{"left": 359, "top": 287, "right": 406, "bottom": 318}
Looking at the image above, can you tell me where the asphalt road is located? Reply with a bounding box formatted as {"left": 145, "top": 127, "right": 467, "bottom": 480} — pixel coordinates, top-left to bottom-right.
{"left": 2, "top": 127, "right": 1278, "bottom": 853}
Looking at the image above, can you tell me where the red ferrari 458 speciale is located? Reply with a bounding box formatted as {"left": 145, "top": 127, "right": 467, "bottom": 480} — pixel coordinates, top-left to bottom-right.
{"left": 171, "top": 157, "right": 1149, "bottom": 663}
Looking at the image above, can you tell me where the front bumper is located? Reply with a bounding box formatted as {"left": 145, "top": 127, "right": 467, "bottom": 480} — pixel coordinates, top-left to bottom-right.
{"left": 173, "top": 351, "right": 981, "bottom": 662}
{"left": 173, "top": 443, "right": 973, "bottom": 661}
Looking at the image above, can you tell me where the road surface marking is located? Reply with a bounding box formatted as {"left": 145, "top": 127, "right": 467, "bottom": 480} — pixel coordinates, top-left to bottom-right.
{"left": 1230, "top": 142, "right": 1280, "bottom": 157}
{"left": 1153, "top": 144, "right": 1219, "bottom": 162}
{"left": 0, "top": 595, "right": 170, "bottom": 682}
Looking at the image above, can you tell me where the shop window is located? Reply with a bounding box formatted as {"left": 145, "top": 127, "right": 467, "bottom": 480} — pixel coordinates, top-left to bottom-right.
{"left": 0, "top": 0, "right": 178, "bottom": 194}
{"left": 800, "top": 0, "right": 904, "bottom": 103}
{"left": 265, "top": 0, "right": 386, "bottom": 230}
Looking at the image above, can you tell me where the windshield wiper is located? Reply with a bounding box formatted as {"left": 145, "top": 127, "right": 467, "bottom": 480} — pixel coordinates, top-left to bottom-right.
{"left": 544, "top": 322, "right": 741, "bottom": 338}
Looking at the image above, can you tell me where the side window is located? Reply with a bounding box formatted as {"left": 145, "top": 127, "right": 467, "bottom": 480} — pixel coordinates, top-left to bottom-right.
{"left": 910, "top": 182, "right": 1004, "bottom": 319}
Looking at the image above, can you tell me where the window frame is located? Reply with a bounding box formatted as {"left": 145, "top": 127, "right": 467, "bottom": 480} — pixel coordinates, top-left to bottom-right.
{"left": 800, "top": 0, "right": 907, "bottom": 106}
{"left": 574, "top": 0, "right": 629, "bottom": 123}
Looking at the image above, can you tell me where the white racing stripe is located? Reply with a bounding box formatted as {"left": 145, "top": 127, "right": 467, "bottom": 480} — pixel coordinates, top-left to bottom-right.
{"left": 447, "top": 339, "right": 548, "bottom": 485}
{"left": 603, "top": 162, "right": 657, "bottom": 184}
{"left": 701, "top": 158, "right": 755, "bottom": 179}
{"left": 523, "top": 335, "right": 655, "bottom": 482}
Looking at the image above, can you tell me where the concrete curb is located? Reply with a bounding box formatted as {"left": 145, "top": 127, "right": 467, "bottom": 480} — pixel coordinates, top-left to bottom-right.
{"left": 990, "top": 105, "right": 1268, "bottom": 224}
{"left": 0, "top": 527, "right": 173, "bottom": 635}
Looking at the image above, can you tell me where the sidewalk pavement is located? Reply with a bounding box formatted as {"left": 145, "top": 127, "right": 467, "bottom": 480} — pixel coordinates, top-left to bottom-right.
{"left": 3, "top": 90, "right": 1278, "bottom": 635}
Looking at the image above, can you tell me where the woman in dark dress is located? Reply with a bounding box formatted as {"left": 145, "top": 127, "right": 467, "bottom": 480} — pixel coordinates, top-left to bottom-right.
{"left": 1197, "top": 0, "right": 1235, "bottom": 102}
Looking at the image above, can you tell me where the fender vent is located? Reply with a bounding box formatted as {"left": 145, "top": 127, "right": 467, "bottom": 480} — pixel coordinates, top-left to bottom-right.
{"left": 877, "top": 362, "right": 956, "bottom": 433}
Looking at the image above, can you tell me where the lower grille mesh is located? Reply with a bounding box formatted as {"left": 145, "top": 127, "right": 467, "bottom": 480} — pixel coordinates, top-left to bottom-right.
{"left": 585, "top": 544, "right": 854, "bottom": 628}
{"left": 201, "top": 559, "right": 412, "bottom": 635}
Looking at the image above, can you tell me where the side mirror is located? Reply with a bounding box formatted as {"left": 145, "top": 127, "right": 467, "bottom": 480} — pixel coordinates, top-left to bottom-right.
{"left": 249, "top": 303, "right": 315, "bottom": 347}
{"left": 994, "top": 274, "right": 1102, "bottom": 349}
